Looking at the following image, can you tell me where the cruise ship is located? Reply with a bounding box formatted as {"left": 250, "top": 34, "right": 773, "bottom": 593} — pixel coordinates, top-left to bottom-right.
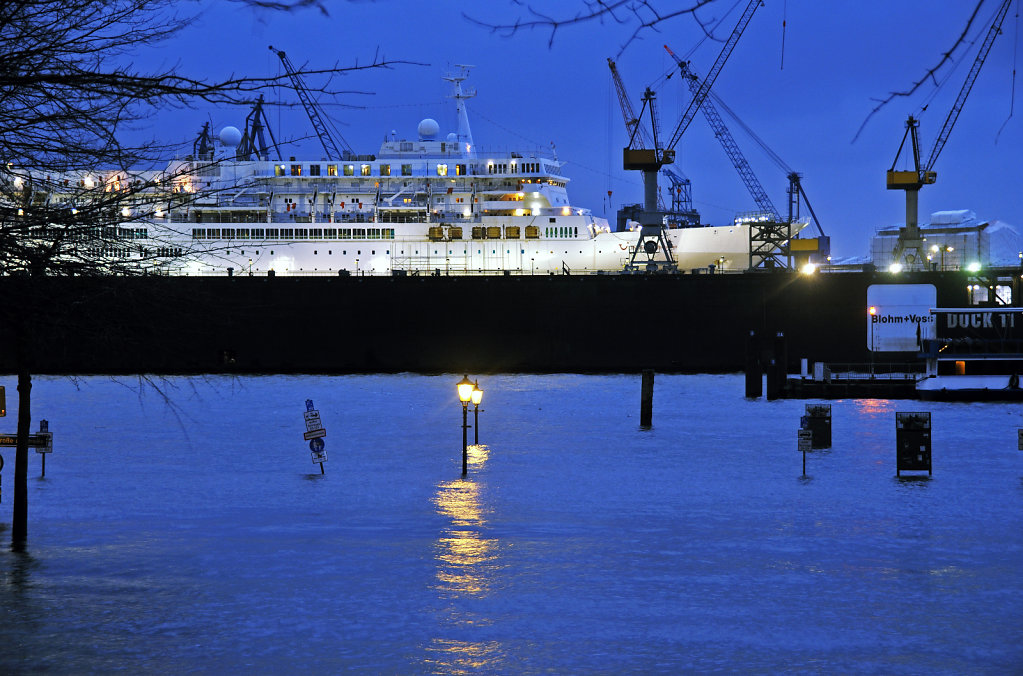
{"left": 9, "top": 69, "right": 799, "bottom": 276}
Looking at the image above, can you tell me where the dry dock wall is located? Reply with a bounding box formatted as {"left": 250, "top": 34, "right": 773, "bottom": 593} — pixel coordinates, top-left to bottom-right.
{"left": 0, "top": 271, "right": 975, "bottom": 375}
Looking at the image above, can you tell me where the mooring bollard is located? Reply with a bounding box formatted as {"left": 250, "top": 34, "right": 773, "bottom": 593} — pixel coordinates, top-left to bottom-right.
{"left": 896, "top": 411, "right": 931, "bottom": 476}
{"left": 640, "top": 370, "right": 654, "bottom": 428}
{"left": 745, "top": 330, "right": 762, "bottom": 398}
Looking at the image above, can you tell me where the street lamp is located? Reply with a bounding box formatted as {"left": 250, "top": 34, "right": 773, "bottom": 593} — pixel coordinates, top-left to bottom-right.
{"left": 457, "top": 375, "right": 474, "bottom": 476}
{"left": 471, "top": 380, "right": 483, "bottom": 445}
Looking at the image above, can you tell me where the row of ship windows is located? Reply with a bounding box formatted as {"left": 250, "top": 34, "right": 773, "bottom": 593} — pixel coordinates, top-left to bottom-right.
{"left": 275, "top": 161, "right": 547, "bottom": 178}
{"left": 191, "top": 227, "right": 396, "bottom": 240}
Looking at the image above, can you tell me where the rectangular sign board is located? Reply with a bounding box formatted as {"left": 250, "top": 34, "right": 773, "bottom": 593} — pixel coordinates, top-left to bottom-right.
{"left": 797, "top": 429, "right": 813, "bottom": 452}
{"left": 0, "top": 434, "right": 50, "bottom": 448}
{"left": 311, "top": 451, "right": 327, "bottom": 464}
{"left": 866, "top": 284, "right": 937, "bottom": 352}
{"left": 303, "top": 429, "right": 326, "bottom": 440}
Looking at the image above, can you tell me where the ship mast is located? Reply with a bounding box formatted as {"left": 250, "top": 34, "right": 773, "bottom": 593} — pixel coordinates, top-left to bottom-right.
{"left": 443, "top": 65, "right": 477, "bottom": 160}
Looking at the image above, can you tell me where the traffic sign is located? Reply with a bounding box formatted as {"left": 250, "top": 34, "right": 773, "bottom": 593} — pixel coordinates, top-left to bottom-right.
{"left": 303, "top": 428, "right": 326, "bottom": 440}
{"left": 797, "top": 429, "right": 813, "bottom": 452}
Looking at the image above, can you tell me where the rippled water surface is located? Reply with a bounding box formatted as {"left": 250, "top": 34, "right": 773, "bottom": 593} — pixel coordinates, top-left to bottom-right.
{"left": 0, "top": 374, "right": 1021, "bottom": 673}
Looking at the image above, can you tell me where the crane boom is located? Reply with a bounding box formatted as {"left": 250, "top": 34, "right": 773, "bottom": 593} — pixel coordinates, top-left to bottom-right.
{"left": 665, "top": 0, "right": 763, "bottom": 152}
{"left": 268, "top": 45, "right": 353, "bottom": 160}
{"left": 607, "top": 58, "right": 651, "bottom": 149}
{"left": 924, "top": 0, "right": 1013, "bottom": 172}
{"left": 666, "top": 46, "right": 778, "bottom": 218}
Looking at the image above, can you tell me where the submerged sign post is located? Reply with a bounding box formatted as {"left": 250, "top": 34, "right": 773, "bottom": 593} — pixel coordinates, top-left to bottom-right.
{"left": 303, "top": 399, "right": 327, "bottom": 473}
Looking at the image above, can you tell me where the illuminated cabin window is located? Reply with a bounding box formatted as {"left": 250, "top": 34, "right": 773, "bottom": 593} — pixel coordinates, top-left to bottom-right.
{"left": 344, "top": 165, "right": 354, "bottom": 176}
{"left": 327, "top": 165, "right": 338, "bottom": 176}
{"left": 379, "top": 164, "right": 391, "bottom": 176}
{"left": 290, "top": 165, "right": 301, "bottom": 176}
{"left": 456, "top": 164, "right": 466, "bottom": 176}
{"left": 436, "top": 164, "right": 448, "bottom": 177}
{"left": 402, "top": 164, "right": 413, "bottom": 176}
{"left": 361, "top": 165, "right": 371, "bottom": 177}
{"left": 275, "top": 165, "right": 285, "bottom": 176}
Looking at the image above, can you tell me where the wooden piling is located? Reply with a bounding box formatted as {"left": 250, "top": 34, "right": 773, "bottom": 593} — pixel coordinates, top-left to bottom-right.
{"left": 640, "top": 370, "right": 654, "bottom": 428}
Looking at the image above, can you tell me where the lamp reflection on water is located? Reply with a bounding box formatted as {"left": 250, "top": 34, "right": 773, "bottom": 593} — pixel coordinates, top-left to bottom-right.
{"left": 427, "top": 449, "right": 503, "bottom": 672}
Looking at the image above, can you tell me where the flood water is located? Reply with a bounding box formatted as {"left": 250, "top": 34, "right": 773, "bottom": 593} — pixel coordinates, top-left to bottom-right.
{"left": 0, "top": 374, "right": 1021, "bottom": 673}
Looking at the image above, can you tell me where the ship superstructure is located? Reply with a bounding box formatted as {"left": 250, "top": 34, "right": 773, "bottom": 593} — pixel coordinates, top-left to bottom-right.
{"left": 4, "top": 69, "right": 793, "bottom": 276}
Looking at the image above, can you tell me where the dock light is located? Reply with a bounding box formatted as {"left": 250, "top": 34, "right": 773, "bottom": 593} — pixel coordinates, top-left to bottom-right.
{"left": 869, "top": 306, "right": 877, "bottom": 316}
{"left": 888, "top": 262, "right": 904, "bottom": 274}
{"left": 457, "top": 375, "right": 474, "bottom": 476}
{"left": 931, "top": 244, "right": 940, "bottom": 253}
{"left": 967, "top": 261, "right": 982, "bottom": 273}
{"left": 800, "top": 262, "right": 816, "bottom": 275}
{"left": 471, "top": 380, "right": 483, "bottom": 445}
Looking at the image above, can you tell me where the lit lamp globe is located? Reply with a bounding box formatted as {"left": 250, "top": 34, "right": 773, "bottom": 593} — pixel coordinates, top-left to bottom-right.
{"left": 457, "top": 375, "right": 474, "bottom": 403}
{"left": 471, "top": 382, "right": 483, "bottom": 407}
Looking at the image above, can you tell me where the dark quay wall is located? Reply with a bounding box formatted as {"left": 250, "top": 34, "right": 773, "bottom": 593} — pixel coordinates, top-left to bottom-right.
{"left": 0, "top": 270, "right": 979, "bottom": 375}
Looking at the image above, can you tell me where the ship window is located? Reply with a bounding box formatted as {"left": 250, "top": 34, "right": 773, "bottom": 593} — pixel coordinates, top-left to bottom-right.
{"left": 379, "top": 164, "right": 390, "bottom": 176}
{"left": 290, "top": 165, "right": 301, "bottom": 176}
{"left": 281, "top": 228, "right": 294, "bottom": 238}
{"left": 327, "top": 164, "right": 338, "bottom": 176}
{"left": 295, "top": 229, "right": 308, "bottom": 239}
{"left": 436, "top": 164, "right": 448, "bottom": 177}
{"left": 402, "top": 164, "right": 412, "bottom": 176}
{"left": 266, "top": 228, "right": 278, "bottom": 238}
{"left": 575, "top": 227, "right": 578, "bottom": 236}
{"left": 325, "top": 228, "right": 337, "bottom": 238}
{"left": 192, "top": 229, "right": 204, "bottom": 239}
{"left": 549, "top": 217, "right": 557, "bottom": 223}
{"left": 361, "top": 164, "right": 371, "bottom": 177}
{"left": 309, "top": 164, "right": 321, "bottom": 176}
{"left": 344, "top": 164, "right": 354, "bottom": 176}
{"left": 314, "top": 250, "right": 317, "bottom": 255}
{"left": 372, "top": 250, "right": 376, "bottom": 255}
{"left": 236, "top": 229, "right": 250, "bottom": 239}
{"left": 456, "top": 164, "right": 466, "bottom": 176}
{"left": 208, "top": 228, "right": 221, "bottom": 239}
{"left": 275, "top": 165, "right": 285, "bottom": 176}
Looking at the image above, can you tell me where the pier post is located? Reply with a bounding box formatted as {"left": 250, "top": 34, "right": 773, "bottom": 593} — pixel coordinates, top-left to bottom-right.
{"left": 640, "top": 370, "right": 654, "bottom": 428}
{"left": 766, "top": 332, "right": 787, "bottom": 400}
{"left": 745, "top": 330, "right": 762, "bottom": 398}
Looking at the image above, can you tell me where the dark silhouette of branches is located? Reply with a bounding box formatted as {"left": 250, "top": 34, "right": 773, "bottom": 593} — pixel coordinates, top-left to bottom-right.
{"left": 463, "top": 0, "right": 722, "bottom": 53}
{"left": 0, "top": 0, "right": 412, "bottom": 548}
{"left": 853, "top": 0, "right": 988, "bottom": 142}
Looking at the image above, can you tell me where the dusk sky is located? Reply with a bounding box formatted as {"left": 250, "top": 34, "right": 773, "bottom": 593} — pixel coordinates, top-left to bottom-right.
{"left": 142, "top": 1, "right": 1022, "bottom": 258}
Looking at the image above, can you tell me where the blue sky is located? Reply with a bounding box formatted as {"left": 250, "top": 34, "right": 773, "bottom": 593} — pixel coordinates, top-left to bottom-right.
{"left": 144, "top": 1, "right": 1022, "bottom": 257}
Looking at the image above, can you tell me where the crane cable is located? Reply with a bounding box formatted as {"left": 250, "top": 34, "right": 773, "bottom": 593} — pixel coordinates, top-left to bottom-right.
{"left": 996, "top": 0, "right": 1020, "bottom": 143}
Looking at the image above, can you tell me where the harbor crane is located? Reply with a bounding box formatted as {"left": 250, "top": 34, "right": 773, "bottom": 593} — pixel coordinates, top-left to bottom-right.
{"left": 886, "top": 0, "right": 1013, "bottom": 269}
{"left": 664, "top": 43, "right": 826, "bottom": 263}
{"left": 610, "top": 0, "right": 763, "bottom": 272}
{"left": 268, "top": 45, "right": 354, "bottom": 160}
{"left": 664, "top": 44, "right": 779, "bottom": 221}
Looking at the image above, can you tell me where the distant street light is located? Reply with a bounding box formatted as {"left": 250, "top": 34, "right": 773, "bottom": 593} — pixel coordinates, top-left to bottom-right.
{"left": 471, "top": 380, "right": 483, "bottom": 445}
{"left": 457, "top": 375, "right": 474, "bottom": 476}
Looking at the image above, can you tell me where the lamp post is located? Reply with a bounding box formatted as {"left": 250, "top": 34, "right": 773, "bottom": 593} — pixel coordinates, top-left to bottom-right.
{"left": 471, "top": 380, "right": 483, "bottom": 445}
{"left": 457, "top": 375, "right": 474, "bottom": 476}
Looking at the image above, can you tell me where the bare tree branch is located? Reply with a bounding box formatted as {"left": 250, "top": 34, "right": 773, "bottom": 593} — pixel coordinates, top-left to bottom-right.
{"left": 463, "top": 0, "right": 721, "bottom": 54}
{"left": 853, "top": 0, "right": 987, "bottom": 142}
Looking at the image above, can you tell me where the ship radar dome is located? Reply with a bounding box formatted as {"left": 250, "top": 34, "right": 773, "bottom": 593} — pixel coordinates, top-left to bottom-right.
{"left": 418, "top": 118, "right": 440, "bottom": 140}
{"left": 446, "top": 132, "right": 458, "bottom": 143}
{"left": 219, "top": 126, "right": 242, "bottom": 147}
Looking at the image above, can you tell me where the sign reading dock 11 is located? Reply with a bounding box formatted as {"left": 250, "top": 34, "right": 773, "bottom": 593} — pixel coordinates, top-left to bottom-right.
{"left": 303, "top": 399, "right": 327, "bottom": 473}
